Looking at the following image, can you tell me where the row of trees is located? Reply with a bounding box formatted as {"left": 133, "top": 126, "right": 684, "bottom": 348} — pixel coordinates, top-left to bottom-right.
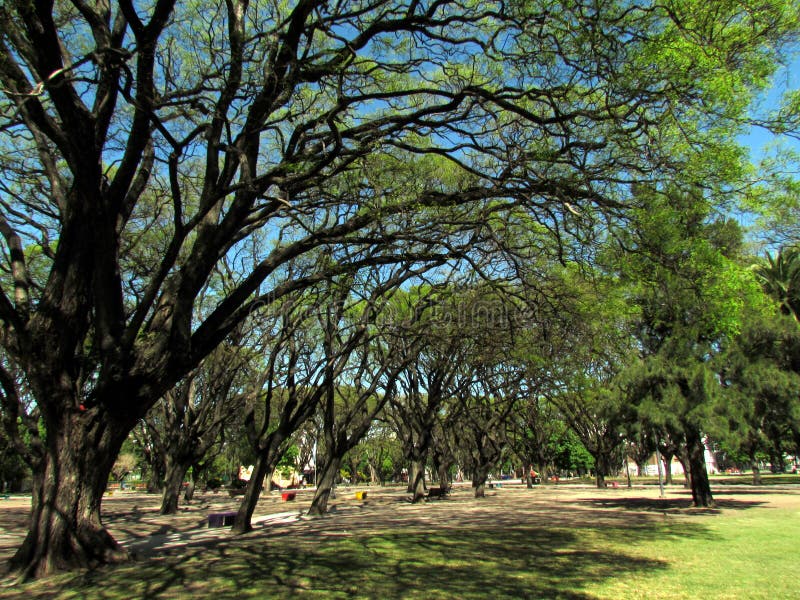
{"left": 1, "top": 0, "right": 799, "bottom": 580}
{"left": 92, "top": 216, "right": 800, "bottom": 516}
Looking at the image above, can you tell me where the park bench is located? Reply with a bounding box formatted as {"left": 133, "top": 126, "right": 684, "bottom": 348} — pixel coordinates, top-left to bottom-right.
{"left": 208, "top": 511, "right": 237, "bottom": 528}
{"left": 227, "top": 487, "right": 246, "bottom": 497}
{"left": 426, "top": 487, "right": 449, "bottom": 499}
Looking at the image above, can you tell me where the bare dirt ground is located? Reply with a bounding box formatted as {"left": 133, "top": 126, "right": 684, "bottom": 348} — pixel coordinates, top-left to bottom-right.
{"left": 2, "top": 481, "right": 800, "bottom": 600}
{"left": 3, "top": 481, "right": 799, "bottom": 566}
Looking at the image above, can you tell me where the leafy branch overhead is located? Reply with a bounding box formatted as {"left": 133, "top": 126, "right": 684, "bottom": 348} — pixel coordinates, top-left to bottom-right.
{"left": 0, "top": 0, "right": 798, "bottom": 579}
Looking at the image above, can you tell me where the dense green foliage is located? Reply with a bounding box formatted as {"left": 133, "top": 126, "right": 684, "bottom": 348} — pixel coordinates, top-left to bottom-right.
{"left": 0, "top": 0, "right": 799, "bottom": 579}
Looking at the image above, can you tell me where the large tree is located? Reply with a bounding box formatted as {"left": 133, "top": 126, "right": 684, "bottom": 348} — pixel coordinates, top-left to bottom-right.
{"left": 140, "top": 335, "right": 249, "bottom": 514}
{"left": 617, "top": 188, "right": 761, "bottom": 506}
{"left": 1, "top": 0, "right": 797, "bottom": 578}
{"left": 546, "top": 270, "right": 634, "bottom": 489}
{"left": 456, "top": 374, "right": 521, "bottom": 497}
{"left": 449, "top": 286, "right": 537, "bottom": 497}
{"left": 386, "top": 286, "right": 473, "bottom": 502}
{"left": 304, "top": 269, "right": 415, "bottom": 516}
{"left": 230, "top": 279, "right": 354, "bottom": 533}
{"left": 718, "top": 311, "right": 800, "bottom": 481}
{"left": 556, "top": 385, "right": 627, "bottom": 489}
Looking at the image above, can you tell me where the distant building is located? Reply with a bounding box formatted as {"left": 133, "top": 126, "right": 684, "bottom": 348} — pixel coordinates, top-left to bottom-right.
{"left": 703, "top": 436, "right": 719, "bottom": 475}
{"left": 625, "top": 437, "right": 718, "bottom": 477}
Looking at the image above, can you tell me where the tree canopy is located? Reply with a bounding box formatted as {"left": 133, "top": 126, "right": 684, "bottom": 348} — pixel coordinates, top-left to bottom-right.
{"left": 1, "top": 0, "right": 799, "bottom": 579}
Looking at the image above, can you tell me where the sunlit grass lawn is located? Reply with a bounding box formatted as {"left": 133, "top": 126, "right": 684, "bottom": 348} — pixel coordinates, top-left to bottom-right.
{"left": 2, "top": 486, "right": 798, "bottom": 599}
{"left": 560, "top": 472, "right": 800, "bottom": 487}
{"left": 587, "top": 491, "right": 800, "bottom": 599}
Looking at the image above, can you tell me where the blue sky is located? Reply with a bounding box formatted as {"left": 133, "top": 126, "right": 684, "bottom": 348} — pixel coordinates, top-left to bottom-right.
{"left": 739, "top": 54, "right": 800, "bottom": 161}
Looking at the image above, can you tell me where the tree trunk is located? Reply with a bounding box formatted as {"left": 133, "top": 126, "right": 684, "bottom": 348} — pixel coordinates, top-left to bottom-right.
{"left": 348, "top": 455, "right": 360, "bottom": 485}
{"left": 147, "top": 479, "right": 160, "bottom": 494}
{"left": 750, "top": 453, "right": 762, "bottom": 486}
{"left": 10, "top": 409, "right": 131, "bottom": 579}
{"left": 141, "top": 445, "right": 165, "bottom": 493}
{"left": 368, "top": 462, "right": 379, "bottom": 485}
{"left": 307, "top": 456, "right": 342, "bottom": 517}
{"left": 410, "top": 458, "right": 426, "bottom": 503}
{"left": 685, "top": 427, "right": 714, "bottom": 507}
{"left": 676, "top": 448, "right": 691, "bottom": 488}
{"left": 472, "top": 466, "right": 490, "bottom": 498}
{"left": 406, "top": 461, "right": 417, "bottom": 493}
{"left": 159, "top": 458, "right": 189, "bottom": 515}
{"left": 594, "top": 452, "right": 608, "bottom": 488}
{"left": 232, "top": 451, "right": 272, "bottom": 534}
{"left": 662, "top": 451, "right": 674, "bottom": 485}
{"left": 595, "top": 471, "right": 606, "bottom": 488}
{"left": 437, "top": 460, "right": 453, "bottom": 491}
{"left": 187, "top": 462, "right": 206, "bottom": 498}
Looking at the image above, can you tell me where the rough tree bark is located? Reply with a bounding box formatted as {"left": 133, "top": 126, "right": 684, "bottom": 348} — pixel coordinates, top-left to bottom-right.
{"left": 661, "top": 450, "right": 675, "bottom": 485}
{"left": 405, "top": 462, "right": 417, "bottom": 494}
{"left": 595, "top": 469, "right": 606, "bottom": 489}
{"left": 685, "top": 426, "right": 715, "bottom": 508}
{"left": 307, "top": 457, "right": 342, "bottom": 517}
{"left": 675, "top": 448, "right": 692, "bottom": 488}
{"left": 9, "top": 406, "right": 134, "bottom": 579}
{"left": 409, "top": 458, "right": 428, "bottom": 503}
{"left": 437, "top": 461, "right": 453, "bottom": 491}
{"left": 472, "top": 465, "right": 491, "bottom": 498}
{"left": 232, "top": 446, "right": 281, "bottom": 535}
{"left": 159, "top": 456, "right": 190, "bottom": 515}
{"left": 593, "top": 453, "right": 609, "bottom": 489}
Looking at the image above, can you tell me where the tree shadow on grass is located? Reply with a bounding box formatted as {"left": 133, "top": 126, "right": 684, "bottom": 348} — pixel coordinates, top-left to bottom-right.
{"left": 3, "top": 489, "right": 731, "bottom": 599}
{"left": 712, "top": 476, "right": 800, "bottom": 486}
{"left": 709, "top": 487, "right": 800, "bottom": 496}
{"left": 1, "top": 495, "right": 717, "bottom": 600}
{"left": 76, "top": 526, "right": 672, "bottom": 599}
{"left": 577, "top": 496, "right": 766, "bottom": 515}
{"left": 232, "top": 528, "right": 664, "bottom": 599}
